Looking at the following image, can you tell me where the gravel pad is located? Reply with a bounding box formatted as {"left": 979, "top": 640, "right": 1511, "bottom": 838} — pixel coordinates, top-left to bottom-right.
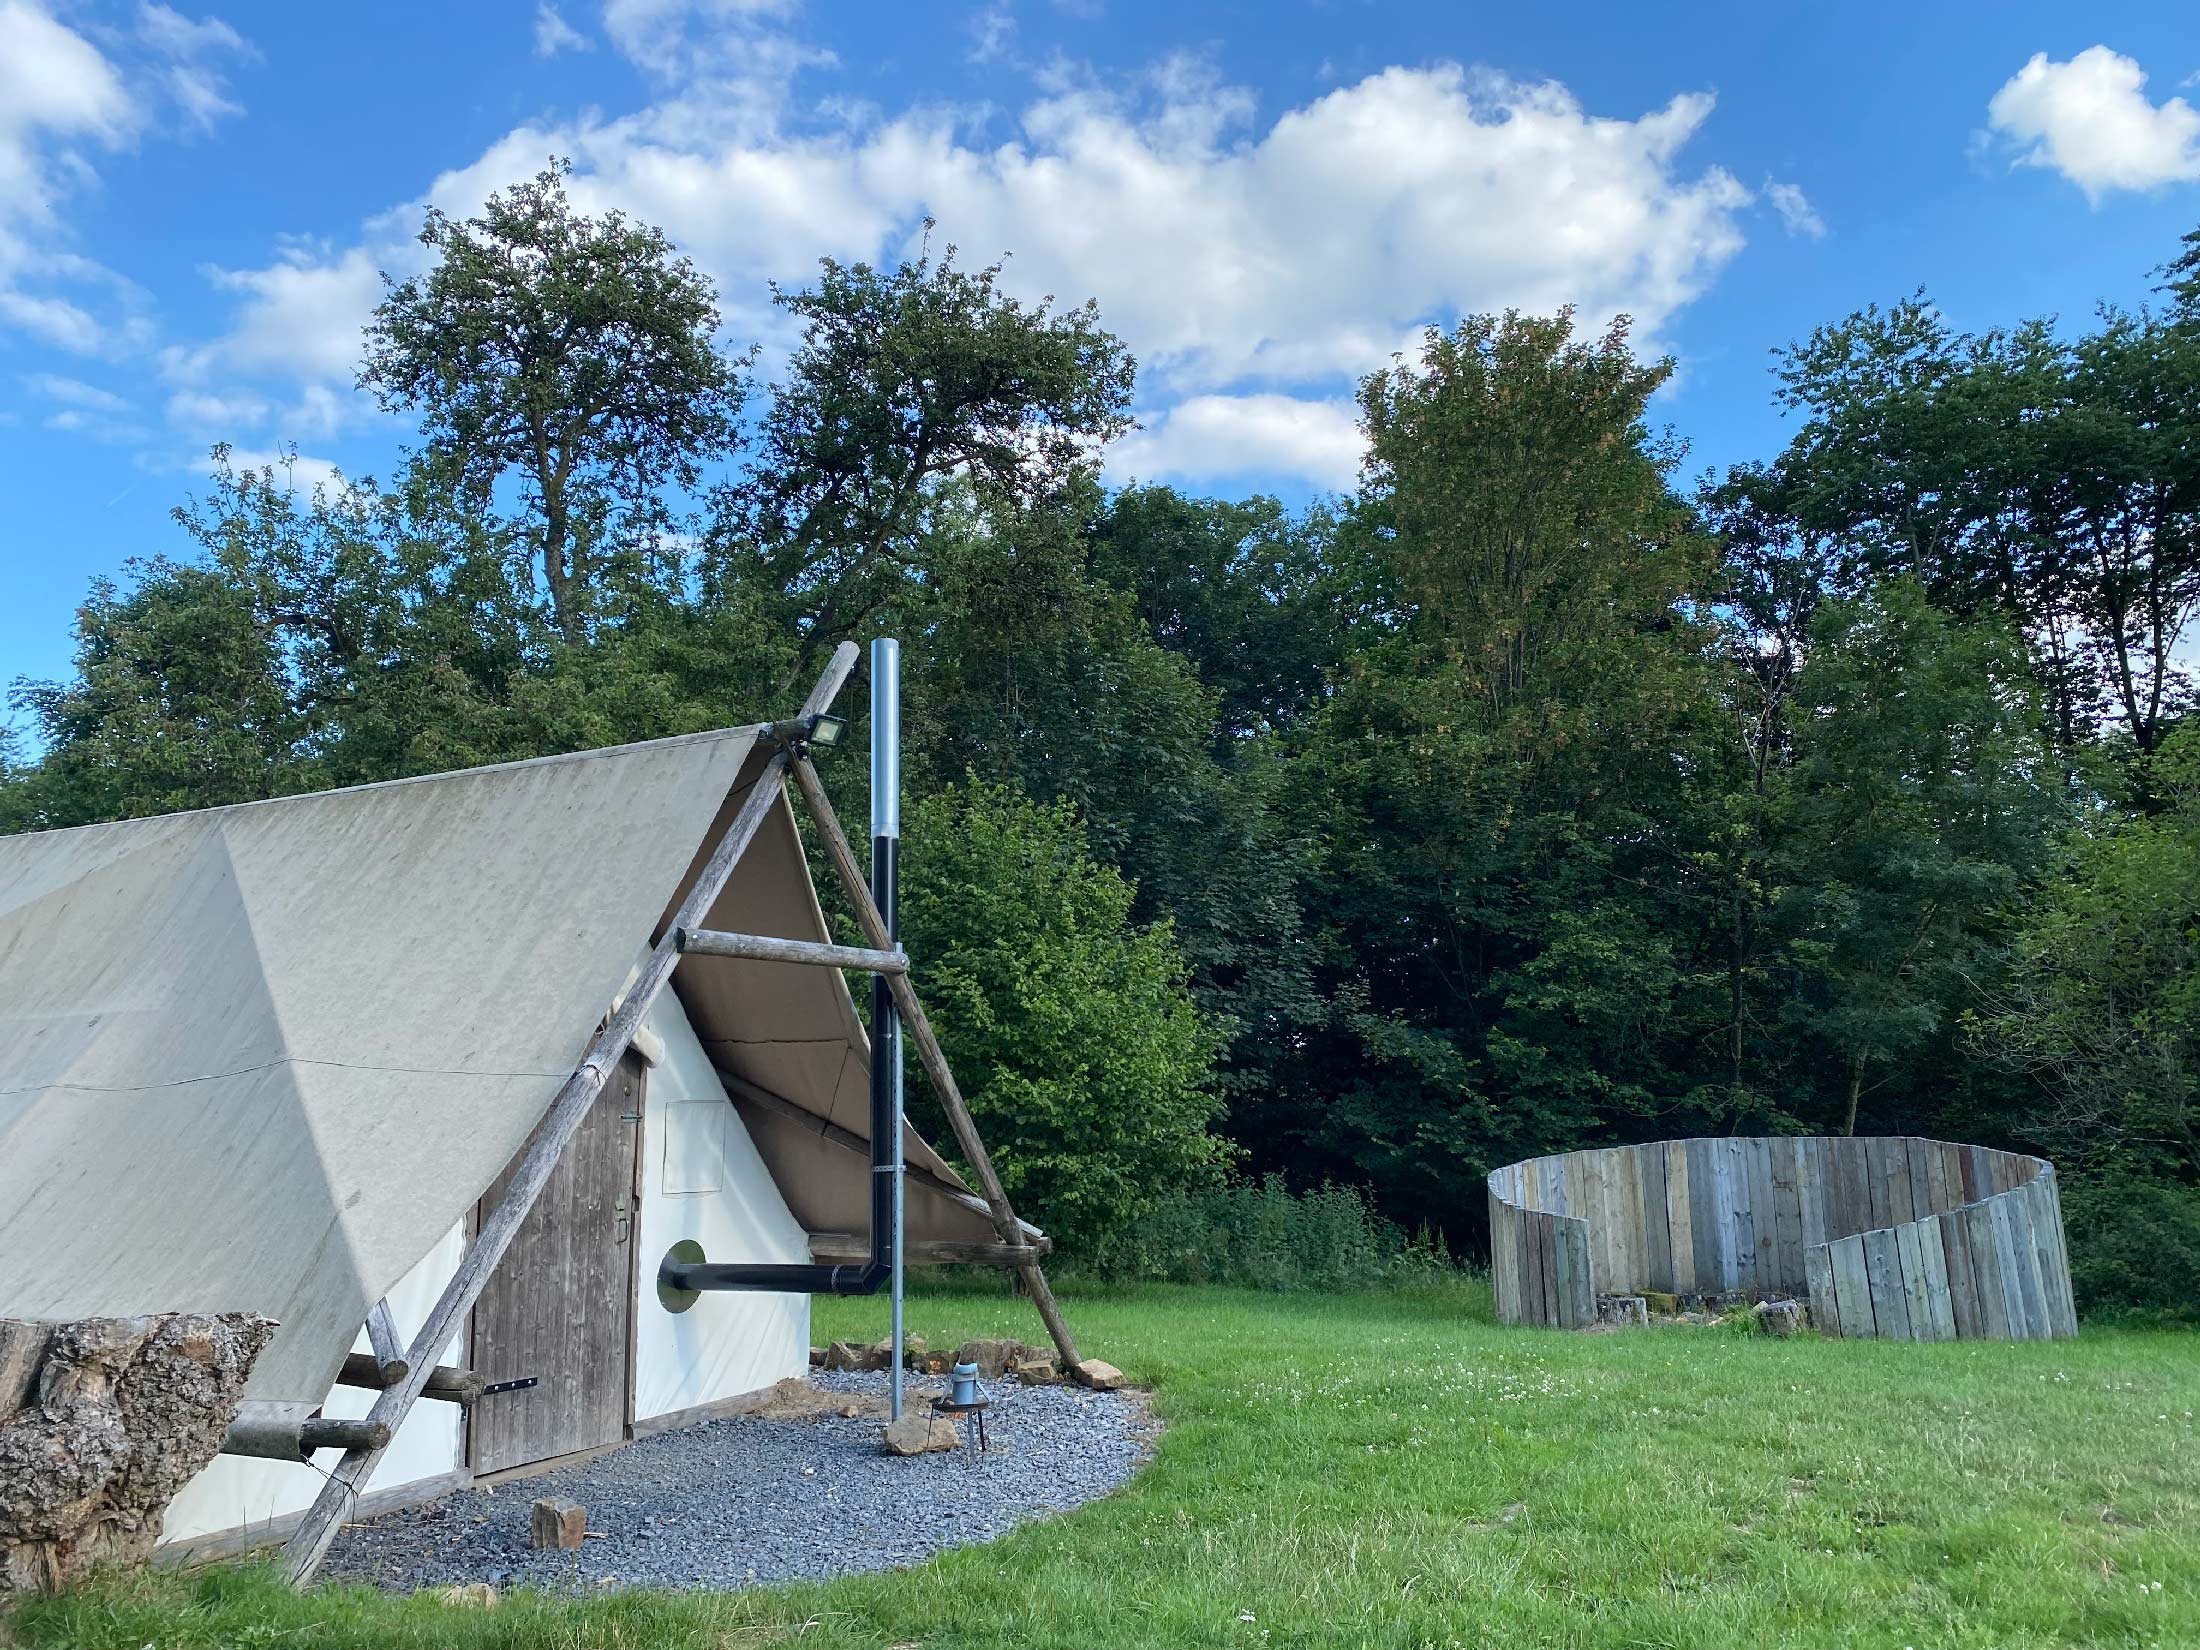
{"left": 320, "top": 1371, "right": 1150, "bottom": 1593}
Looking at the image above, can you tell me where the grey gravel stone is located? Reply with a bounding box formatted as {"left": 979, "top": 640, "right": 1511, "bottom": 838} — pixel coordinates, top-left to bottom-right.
{"left": 320, "top": 1370, "right": 1149, "bottom": 1594}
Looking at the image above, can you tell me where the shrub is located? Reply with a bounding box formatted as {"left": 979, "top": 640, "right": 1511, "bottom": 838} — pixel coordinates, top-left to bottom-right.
{"left": 1069, "top": 1174, "right": 1457, "bottom": 1292}
{"left": 2059, "top": 1170, "right": 2200, "bottom": 1326}
{"left": 899, "top": 776, "right": 1230, "bottom": 1255}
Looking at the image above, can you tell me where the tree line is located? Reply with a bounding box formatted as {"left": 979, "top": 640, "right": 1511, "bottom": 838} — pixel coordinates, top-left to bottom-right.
{"left": 6, "top": 164, "right": 2198, "bottom": 1311}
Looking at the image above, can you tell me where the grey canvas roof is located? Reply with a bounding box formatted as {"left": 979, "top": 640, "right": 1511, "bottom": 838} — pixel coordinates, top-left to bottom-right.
{"left": 0, "top": 729, "right": 990, "bottom": 1407}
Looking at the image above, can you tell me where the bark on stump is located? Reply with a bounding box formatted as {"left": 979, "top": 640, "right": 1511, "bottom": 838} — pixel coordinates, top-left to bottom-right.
{"left": 0, "top": 1313, "right": 277, "bottom": 1599}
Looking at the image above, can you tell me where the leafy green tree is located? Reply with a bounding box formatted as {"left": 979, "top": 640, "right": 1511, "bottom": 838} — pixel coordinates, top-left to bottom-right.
{"left": 1772, "top": 581, "right": 2061, "bottom": 1134}
{"left": 1085, "top": 485, "right": 1346, "bottom": 745}
{"left": 1264, "top": 312, "right": 1738, "bottom": 1228}
{"left": 1754, "top": 293, "right": 2200, "bottom": 757}
{"left": 897, "top": 776, "right": 1229, "bottom": 1252}
{"left": 711, "top": 240, "right": 1135, "bottom": 693}
{"left": 362, "top": 161, "right": 745, "bottom": 642}
{"left": 1981, "top": 723, "right": 2200, "bottom": 1177}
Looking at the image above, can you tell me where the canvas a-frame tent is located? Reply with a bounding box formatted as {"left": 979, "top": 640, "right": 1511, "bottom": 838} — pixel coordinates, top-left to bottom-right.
{"left": 0, "top": 645, "right": 1075, "bottom": 1580}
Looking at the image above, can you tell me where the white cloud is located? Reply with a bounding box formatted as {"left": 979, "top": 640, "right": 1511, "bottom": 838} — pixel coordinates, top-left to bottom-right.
{"left": 166, "top": 385, "right": 270, "bottom": 431}
{"left": 135, "top": 2, "right": 256, "bottom": 133}
{"left": 1108, "top": 393, "right": 1363, "bottom": 488}
{"left": 0, "top": 1, "right": 251, "bottom": 358}
{"left": 1986, "top": 46, "right": 2200, "bottom": 201}
{"left": 1766, "top": 180, "right": 1825, "bottom": 237}
{"left": 163, "top": 245, "right": 383, "bottom": 387}
{"left": 967, "top": 1, "right": 1014, "bottom": 65}
{"left": 163, "top": 26, "right": 1758, "bottom": 488}
{"left": 24, "top": 371, "right": 131, "bottom": 412}
{"left": 534, "top": 2, "right": 591, "bottom": 56}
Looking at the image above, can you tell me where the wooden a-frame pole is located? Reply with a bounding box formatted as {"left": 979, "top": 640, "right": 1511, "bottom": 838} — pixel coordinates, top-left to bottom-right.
{"left": 786, "top": 754, "right": 1085, "bottom": 1373}
{"left": 280, "top": 644, "right": 860, "bottom": 1587}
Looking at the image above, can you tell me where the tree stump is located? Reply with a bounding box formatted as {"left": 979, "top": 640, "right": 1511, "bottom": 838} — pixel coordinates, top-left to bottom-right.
{"left": 0, "top": 1313, "right": 277, "bottom": 1599}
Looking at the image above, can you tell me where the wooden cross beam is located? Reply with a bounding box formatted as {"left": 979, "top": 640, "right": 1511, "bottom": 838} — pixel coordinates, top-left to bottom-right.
{"left": 279, "top": 643, "right": 860, "bottom": 1588}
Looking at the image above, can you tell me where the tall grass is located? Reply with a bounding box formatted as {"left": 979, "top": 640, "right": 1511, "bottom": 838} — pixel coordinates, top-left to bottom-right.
{"left": 1068, "top": 1174, "right": 1455, "bottom": 1291}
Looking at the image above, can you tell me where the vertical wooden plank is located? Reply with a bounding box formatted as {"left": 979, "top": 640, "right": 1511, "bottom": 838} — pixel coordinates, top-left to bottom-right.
{"left": 1568, "top": 1218, "right": 1596, "bottom": 1328}
{"left": 1514, "top": 1201, "right": 1537, "bottom": 1327}
{"left": 1689, "top": 1138, "right": 1727, "bottom": 1292}
{"left": 1863, "top": 1227, "right": 1913, "bottom": 1340}
{"left": 1939, "top": 1210, "right": 1981, "bottom": 1339}
{"left": 1551, "top": 1218, "right": 1585, "bottom": 1329}
{"left": 1959, "top": 1144, "right": 1987, "bottom": 1205}
{"left": 1520, "top": 1210, "right": 1542, "bottom": 1326}
{"left": 1771, "top": 1139, "right": 1805, "bottom": 1296}
{"left": 2025, "top": 1178, "right": 2074, "bottom": 1339}
{"left": 1524, "top": 1211, "right": 1547, "bottom": 1327}
{"left": 1886, "top": 1137, "right": 1916, "bottom": 1227}
{"left": 1804, "top": 1242, "right": 1841, "bottom": 1337}
{"left": 1832, "top": 1138, "right": 1872, "bottom": 1239}
{"left": 1905, "top": 1137, "right": 1937, "bottom": 1218}
{"left": 1798, "top": 1139, "right": 1829, "bottom": 1254}
{"left": 1963, "top": 1201, "right": 2010, "bottom": 1339}
{"left": 1894, "top": 1219, "right": 1934, "bottom": 1340}
{"left": 1580, "top": 1151, "right": 1612, "bottom": 1290}
{"left": 1922, "top": 1140, "right": 1953, "bottom": 1217}
{"left": 1729, "top": 1140, "right": 1758, "bottom": 1298}
{"left": 2040, "top": 1169, "right": 2079, "bottom": 1338}
{"left": 2011, "top": 1185, "right": 2053, "bottom": 1340}
{"left": 1989, "top": 1192, "right": 2039, "bottom": 1339}
{"left": 1489, "top": 1187, "right": 1513, "bottom": 1324}
{"left": 1617, "top": 1144, "right": 1645, "bottom": 1295}
{"left": 1916, "top": 1216, "right": 1956, "bottom": 1341}
{"left": 1638, "top": 1143, "right": 1671, "bottom": 1294}
{"left": 1831, "top": 1234, "right": 1876, "bottom": 1338}
{"left": 1666, "top": 1139, "right": 1697, "bottom": 1295}
{"left": 1540, "top": 1213, "right": 1564, "bottom": 1328}
{"left": 1747, "top": 1139, "right": 1779, "bottom": 1292}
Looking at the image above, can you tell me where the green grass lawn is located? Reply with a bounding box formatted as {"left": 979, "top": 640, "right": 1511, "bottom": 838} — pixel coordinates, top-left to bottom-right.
{"left": 13, "top": 1280, "right": 2198, "bottom": 1649}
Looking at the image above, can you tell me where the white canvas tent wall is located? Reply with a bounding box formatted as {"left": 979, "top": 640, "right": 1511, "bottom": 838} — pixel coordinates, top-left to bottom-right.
{"left": 0, "top": 704, "right": 1019, "bottom": 1558}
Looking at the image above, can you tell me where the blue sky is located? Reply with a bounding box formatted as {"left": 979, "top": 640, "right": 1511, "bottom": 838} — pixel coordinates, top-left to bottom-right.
{"left": 3, "top": 2, "right": 2199, "bottom": 695}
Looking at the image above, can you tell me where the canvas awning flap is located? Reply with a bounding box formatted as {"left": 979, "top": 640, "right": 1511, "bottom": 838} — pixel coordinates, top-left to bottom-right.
{"left": 0, "top": 729, "right": 763, "bottom": 1405}
{"left": 667, "top": 776, "right": 997, "bottom": 1247}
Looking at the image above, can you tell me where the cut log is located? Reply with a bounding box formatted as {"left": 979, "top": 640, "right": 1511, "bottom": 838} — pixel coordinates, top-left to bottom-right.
{"left": 222, "top": 1416, "right": 391, "bottom": 1461}
{"left": 2, "top": 1313, "right": 277, "bottom": 1600}
{"left": 335, "top": 1352, "right": 484, "bottom": 1405}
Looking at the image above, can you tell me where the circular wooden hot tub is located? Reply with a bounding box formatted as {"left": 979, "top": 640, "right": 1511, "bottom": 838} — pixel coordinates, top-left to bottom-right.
{"left": 1487, "top": 1137, "right": 2075, "bottom": 1341}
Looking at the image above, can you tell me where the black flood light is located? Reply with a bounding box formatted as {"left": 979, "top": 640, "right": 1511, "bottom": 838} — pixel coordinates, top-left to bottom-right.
{"left": 808, "top": 712, "right": 848, "bottom": 750}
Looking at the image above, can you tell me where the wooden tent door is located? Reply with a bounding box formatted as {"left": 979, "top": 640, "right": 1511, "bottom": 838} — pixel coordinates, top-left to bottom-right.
{"left": 468, "top": 1053, "right": 644, "bottom": 1474}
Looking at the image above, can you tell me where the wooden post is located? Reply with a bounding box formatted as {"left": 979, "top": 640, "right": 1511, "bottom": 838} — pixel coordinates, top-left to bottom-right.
{"left": 363, "top": 1300, "right": 402, "bottom": 1373}
{"left": 279, "top": 644, "right": 860, "bottom": 1587}
{"left": 223, "top": 1416, "right": 390, "bottom": 1461}
{"left": 675, "top": 927, "right": 907, "bottom": 973}
{"left": 786, "top": 754, "right": 1084, "bottom": 1372}
{"left": 334, "top": 1352, "right": 484, "bottom": 1405}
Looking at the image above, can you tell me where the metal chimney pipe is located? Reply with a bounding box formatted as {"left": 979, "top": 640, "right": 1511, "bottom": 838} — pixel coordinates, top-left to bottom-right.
{"left": 871, "top": 637, "right": 905, "bottom": 1422}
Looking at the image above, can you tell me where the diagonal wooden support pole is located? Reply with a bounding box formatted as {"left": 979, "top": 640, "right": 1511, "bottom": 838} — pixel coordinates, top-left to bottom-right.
{"left": 787, "top": 754, "right": 1084, "bottom": 1372}
{"left": 280, "top": 644, "right": 859, "bottom": 1587}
